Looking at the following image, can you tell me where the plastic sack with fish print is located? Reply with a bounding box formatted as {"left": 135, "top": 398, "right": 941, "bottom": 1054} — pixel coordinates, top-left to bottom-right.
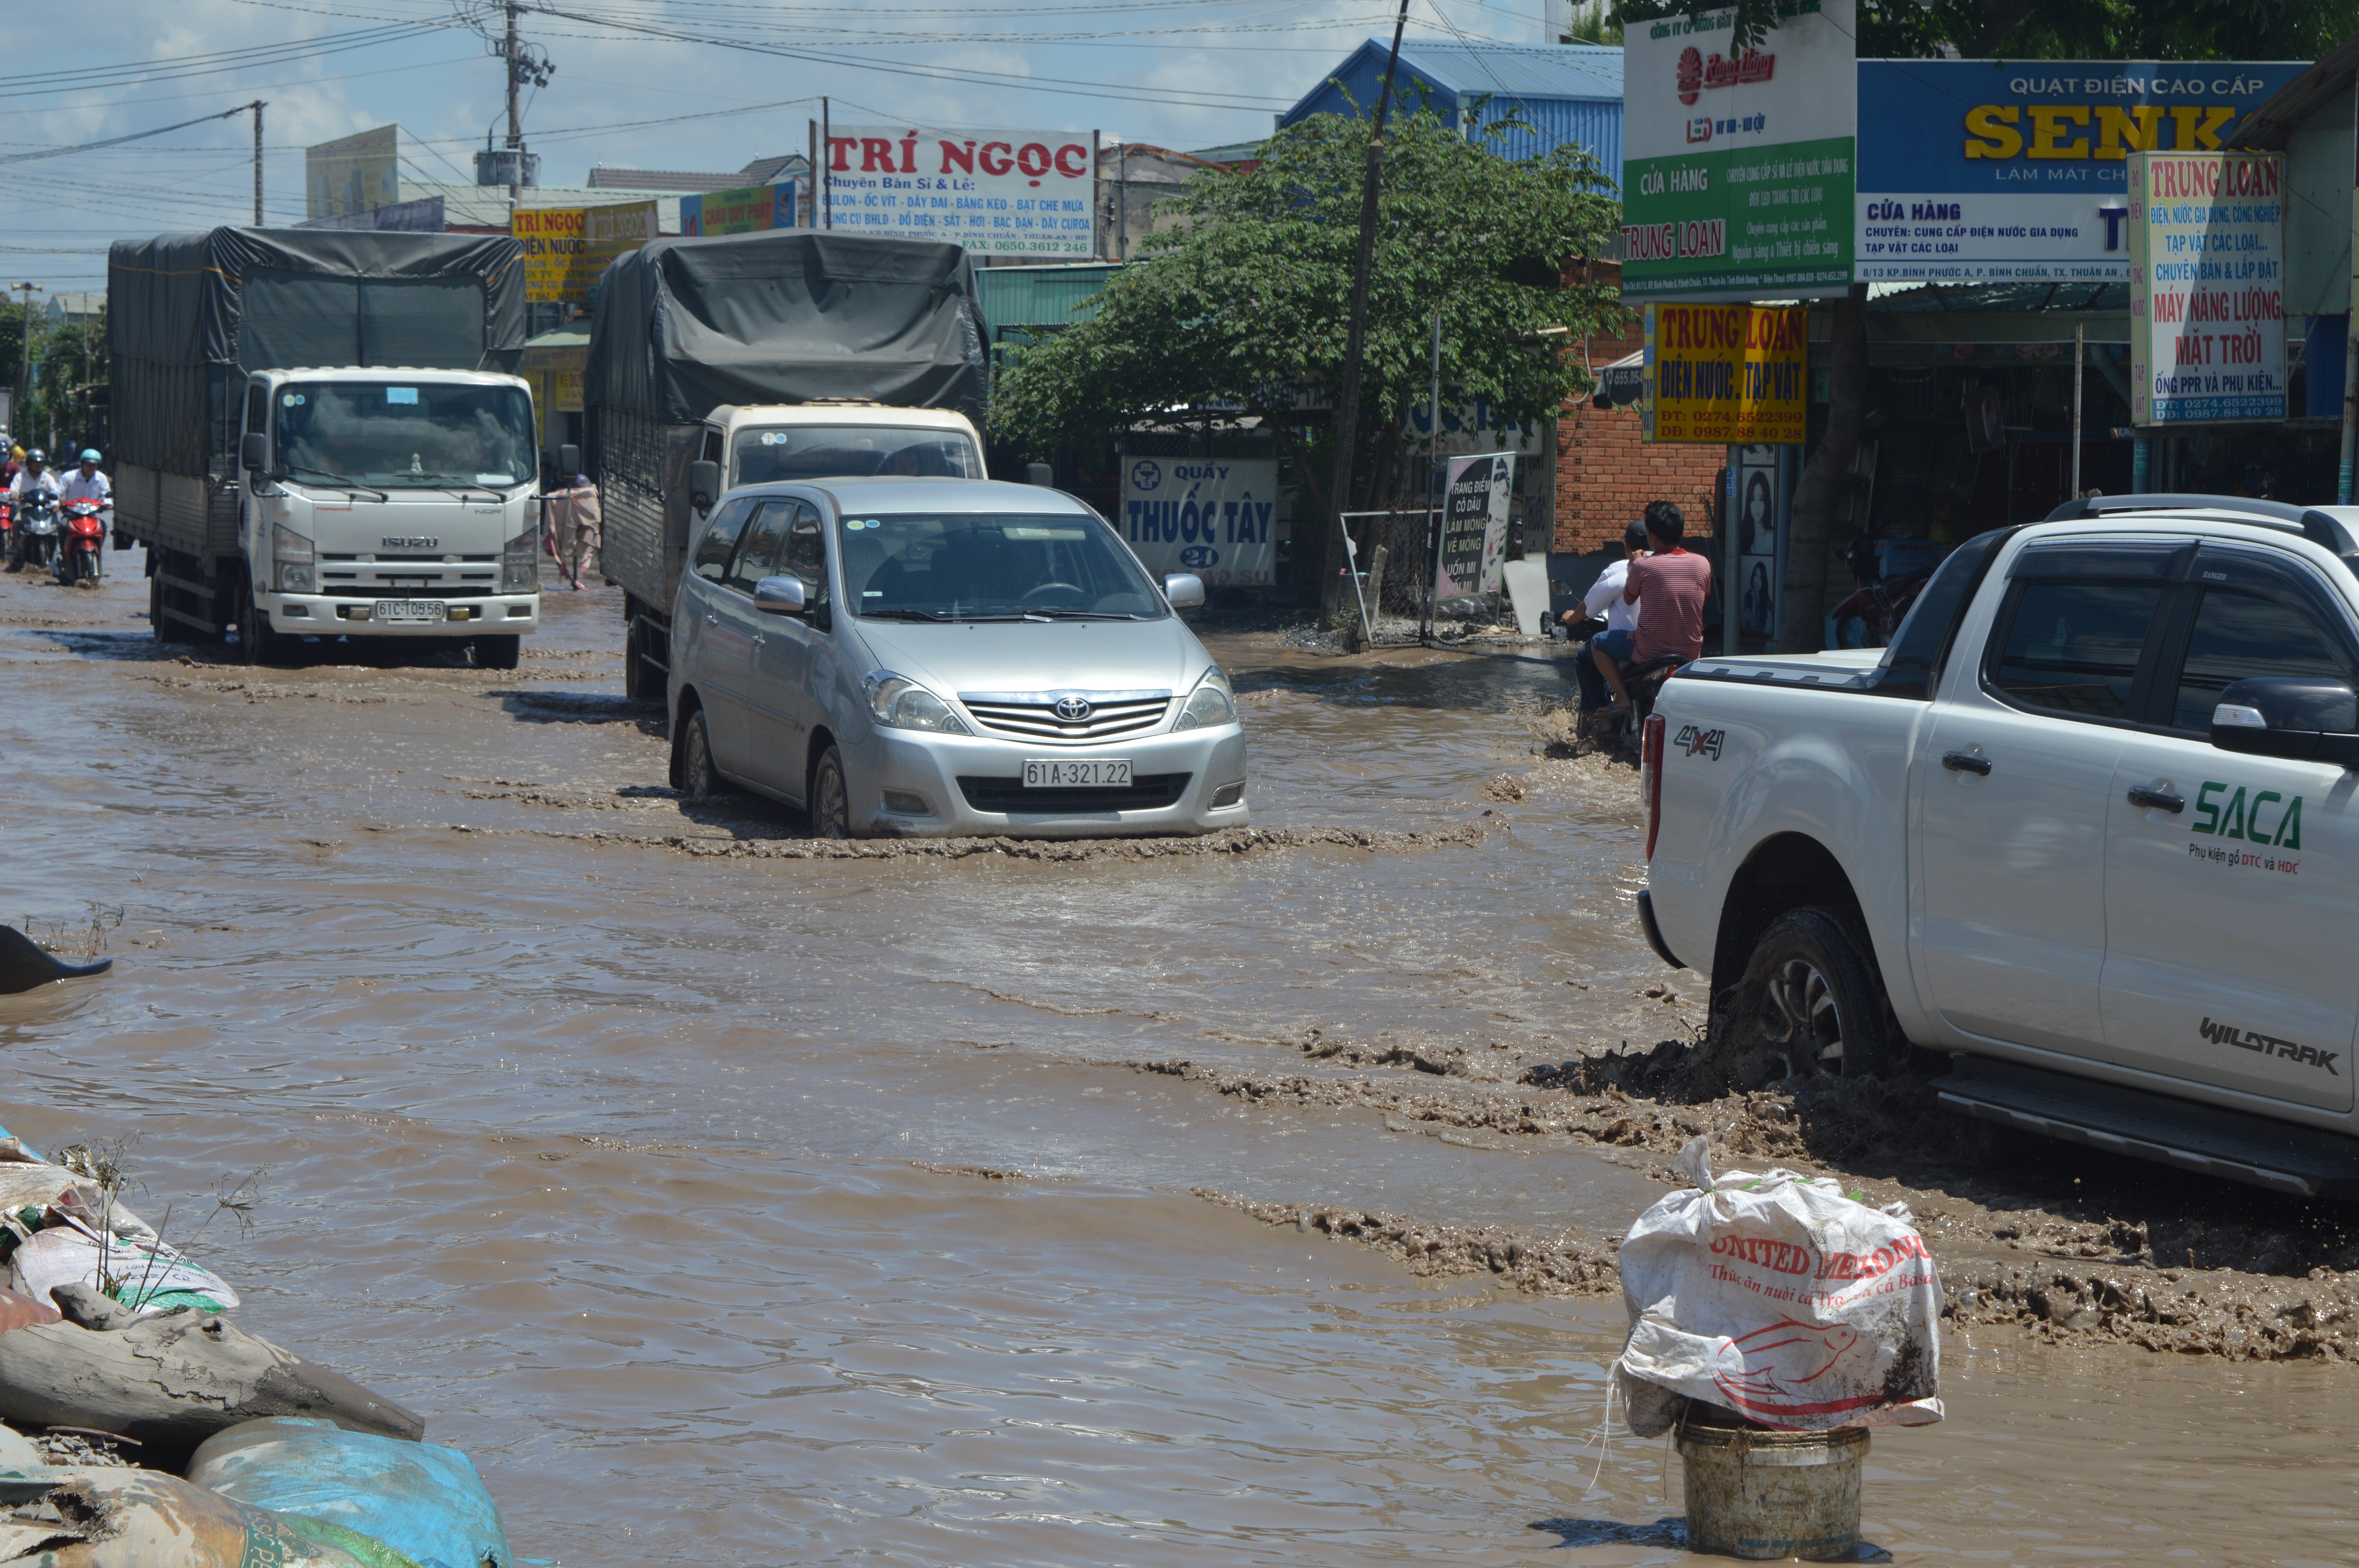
{"left": 1613, "top": 1136, "right": 1943, "bottom": 1436}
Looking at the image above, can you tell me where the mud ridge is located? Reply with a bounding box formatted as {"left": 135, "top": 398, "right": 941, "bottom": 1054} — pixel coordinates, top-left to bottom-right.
{"left": 1195, "top": 1190, "right": 1623, "bottom": 1296}
{"left": 531, "top": 822, "right": 1496, "bottom": 862}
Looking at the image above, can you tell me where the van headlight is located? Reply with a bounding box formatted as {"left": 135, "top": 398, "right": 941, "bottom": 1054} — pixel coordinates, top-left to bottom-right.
{"left": 502, "top": 528, "right": 537, "bottom": 592}
{"left": 1171, "top": 666, "right": 1236, "bottom": 731}
{"left": 272, "top": 523, "right": 313, "bottom": 595}
{"left": 864, "top": 671, "right": 970, "bottom": 734}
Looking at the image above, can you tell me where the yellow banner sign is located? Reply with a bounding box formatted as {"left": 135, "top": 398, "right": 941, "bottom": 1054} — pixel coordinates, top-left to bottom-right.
{"left": 513, "top": 201, "right": 658, "bottom": 304}
{"left": 1643, "top": 303, "right": 1808, "bottom": 445}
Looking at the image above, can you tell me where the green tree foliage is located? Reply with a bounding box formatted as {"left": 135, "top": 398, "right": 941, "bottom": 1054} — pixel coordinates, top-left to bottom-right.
{"left": 1615, "top": 0, "right": 2359, "bottom": 57}
{"left": 992, "top": 105, "right": 1627, "bottom": 522}
{"left": 34, "top": 314, "right": 102, "bottom": 433}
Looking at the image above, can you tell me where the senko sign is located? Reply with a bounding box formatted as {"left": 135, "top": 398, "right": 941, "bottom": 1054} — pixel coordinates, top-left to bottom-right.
{"left": 1854, "top": 60, "right": 2303, "bottom": 283}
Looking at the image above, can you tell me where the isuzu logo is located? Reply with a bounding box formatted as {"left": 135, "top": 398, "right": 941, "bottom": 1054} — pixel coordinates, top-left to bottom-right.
{"left": 382, "top": 536, "right": 439, "bottom": 549}
{"left": 1053, "top": 695, "right": 1094, "bottom": 722}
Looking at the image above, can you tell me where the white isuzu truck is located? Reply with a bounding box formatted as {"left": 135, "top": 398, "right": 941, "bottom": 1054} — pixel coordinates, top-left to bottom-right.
{"left": 109, "top": 228, "right": 537, "bottom": 666}
{"left": 1639, "top": 494, "right": 2359, "bottom": 1200}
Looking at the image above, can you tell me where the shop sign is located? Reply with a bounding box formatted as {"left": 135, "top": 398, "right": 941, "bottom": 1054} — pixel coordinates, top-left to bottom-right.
{"left": 1621, "top": 0, "right": 1857, "bottom": 300}
{"left": 823, "top": 125, "right": 1095, "bottom": 258}
{"left": 513, "top": 201, "right": 657, "bottom": 304}
{"left": 1437, "top": 454, "right": 1515, "bottom": 598}
{"left": 681, "top": 181, "right": 797, "bottom": 236}
{"left": 1119, "top": 457, "right": 1277, "bottom": 587}
{"left": 2129, "top": 151, "right": 2287, "bottom": 424}
{"left": 1644, "top": 303, "right": 1807, "bottom": 443}
{"left": 1855, "top": 61, "right": 2304, "bottom": 283}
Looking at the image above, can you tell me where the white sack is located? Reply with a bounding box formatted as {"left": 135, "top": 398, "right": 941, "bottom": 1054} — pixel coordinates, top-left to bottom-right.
{"left": 1614, "top": 1136, "right": 1942, "bottom": 1436}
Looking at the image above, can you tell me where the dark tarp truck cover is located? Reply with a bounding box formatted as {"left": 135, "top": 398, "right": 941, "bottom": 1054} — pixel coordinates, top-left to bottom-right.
{"left": 583, "top": 231, "right": 988, "bottom": 433}
{"left": 108, "top": 227, "right": 525, "bottom": 479}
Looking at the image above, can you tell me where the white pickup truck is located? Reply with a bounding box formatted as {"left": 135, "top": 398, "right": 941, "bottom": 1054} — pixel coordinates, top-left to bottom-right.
{"left": 1640, "top": 494, "right": 2359, "bottom": 1198}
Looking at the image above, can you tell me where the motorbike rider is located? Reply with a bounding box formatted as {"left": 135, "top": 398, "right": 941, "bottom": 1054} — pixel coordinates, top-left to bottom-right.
{"left": 5, "top": 450, "right": 60, "bottom": 570}
{"left": 59, "top": 449, "right": 110, "bottom": 512}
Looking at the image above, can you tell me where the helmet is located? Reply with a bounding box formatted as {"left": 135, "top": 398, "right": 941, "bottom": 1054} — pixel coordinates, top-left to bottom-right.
{"left": 25, "top": 449, "right": 43, "bottom": 463}
{"left": 78, "top": 449, "right": 98, "bottom": 463}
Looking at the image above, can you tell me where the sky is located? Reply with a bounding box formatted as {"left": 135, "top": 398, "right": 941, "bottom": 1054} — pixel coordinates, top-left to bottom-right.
{"left": 0, "top": 0, "right": 1563, "bottom": 298}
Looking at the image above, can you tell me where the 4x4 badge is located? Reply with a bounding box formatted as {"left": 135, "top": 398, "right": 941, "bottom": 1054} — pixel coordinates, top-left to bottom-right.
{"left": 1673, "top": 723, "right": 1725, "bottom": 760}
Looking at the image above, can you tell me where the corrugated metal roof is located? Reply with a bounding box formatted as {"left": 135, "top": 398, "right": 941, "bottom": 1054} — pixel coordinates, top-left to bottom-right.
{"left": 1281, "top": 38, "right": 1625, "bottom": 185}
{"left": 974, "top": 264, "right": 1121, "bottom": 333}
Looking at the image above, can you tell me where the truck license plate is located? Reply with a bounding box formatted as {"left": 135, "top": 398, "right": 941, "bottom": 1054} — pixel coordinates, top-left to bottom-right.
{"left": 374, "top": 600, "right": 446, "bottom": 624}
{"left": 1024, "top": 759, "right": 1131, "bottom": 788}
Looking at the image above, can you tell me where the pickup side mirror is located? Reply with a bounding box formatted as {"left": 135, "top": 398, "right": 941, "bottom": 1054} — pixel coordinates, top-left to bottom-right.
{"left": 558, "top": 443, "right": 580, "bottom": 477}
{"left": 2212, "top": 676, "right": 2359, "bottom": 765}
{"left": 753, "top": 574, "right": 807, "bottom": 617}
{"left": 1163, "top": 572, "right": 1206, "bottom": 610}
{"left": 239, "top": 432, "right": 268, "bottom": 475}
{"left": 688, "top": 459, "right": 721, "bottom": 511}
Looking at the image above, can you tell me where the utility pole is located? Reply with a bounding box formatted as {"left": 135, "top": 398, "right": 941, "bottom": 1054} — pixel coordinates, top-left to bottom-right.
{"left": 1321, "top": 0, "right": 1412, "bottom": 610}
{"left": 505, "top": 2, "right": 523, "bottom": 208}
{"left": 250, "top": 102, "right": 265, "bottom": 224}
{"left": 14, "top": 282, "right": 40, "bottom": 438}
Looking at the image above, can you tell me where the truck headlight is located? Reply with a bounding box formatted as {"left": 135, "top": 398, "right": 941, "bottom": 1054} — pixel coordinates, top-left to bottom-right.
{"left": 863, "top": 672, "right": 969, "bottom": 734}
{"left": 272, "top": 523, "right": 313, "bottom": 595}
{"left": 1171, "top": 666, "right": 1236, "bottom": 731}
{"left": 502, "top": 528, "right": 536, "bottom": 593}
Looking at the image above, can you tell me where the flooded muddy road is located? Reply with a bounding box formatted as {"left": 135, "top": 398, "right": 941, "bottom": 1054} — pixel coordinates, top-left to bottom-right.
{"left": 4, "top": 556, "right": 2357, "bottom": 1565}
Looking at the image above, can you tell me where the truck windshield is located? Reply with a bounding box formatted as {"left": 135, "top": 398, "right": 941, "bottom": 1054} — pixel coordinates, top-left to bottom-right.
{"left": 734, "top": 426, "right": 980, "bottom": 485}
{"left": 838, "top": 512, "right": 1165, "bottom": 621}
{"left": 273, "top": 382, "right": 534, "bottom": 489}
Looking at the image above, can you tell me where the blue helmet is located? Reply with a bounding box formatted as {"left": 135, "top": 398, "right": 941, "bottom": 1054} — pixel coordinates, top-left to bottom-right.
{"left": 78, "top": 449, "right": 99, "bottom": 464}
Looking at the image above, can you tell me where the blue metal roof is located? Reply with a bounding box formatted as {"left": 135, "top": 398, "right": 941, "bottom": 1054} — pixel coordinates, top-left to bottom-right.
{"left": 1281, "top": 38, "right": 1624, "bottom": 186}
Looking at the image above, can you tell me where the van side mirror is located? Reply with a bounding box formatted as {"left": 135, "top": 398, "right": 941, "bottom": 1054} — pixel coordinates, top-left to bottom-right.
{"left": 558, "top": 443, "right": 580, "bottom": 477}
{"left": 1163, "top": 572, "right": 1206, "bottom": 610}
{"left": 240, "top": 432, "right": 268, "bottom": 475}
{"left": 2212, "top": 676, "right": 2359, "bottom": 765}
{"left": 688, "top": 459, "right": 721, "bottom": 510}
{"left": 753, "top": 575, "right": 807, "bottom": 617}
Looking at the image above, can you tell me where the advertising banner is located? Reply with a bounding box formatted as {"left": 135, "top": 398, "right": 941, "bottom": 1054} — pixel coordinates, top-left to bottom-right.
{"left": 1621, "top": 0, "right": 1856, "bottom": 300}
{"left": 1438, "top": 454, "right": 1515, "bottom": 598}
{"left": 1118, "top": 456, "right": 1277, "bottom": 588}
{"left": 681, "top": 181, "right": 798, "bottom": 237}
{"left": 1644, "top": 302, "right": 1807, "bottom": 443}
{"left": 514, "top": 201, "right": 658, "bottom": 304}
{"left": 1856, "top": 61, "right": 2304, "bottom": 284}
{"left": 305, "top": 126, "right": 399, "bottom": 220}
{"left": 2129, "top": 151, "right": 2287, "bottom": 425}
{"left": 823, "top": 125, "right": 1095, "bottom": 258}
{"left": 585, "top": 200, "right": 658, "bottom": 285}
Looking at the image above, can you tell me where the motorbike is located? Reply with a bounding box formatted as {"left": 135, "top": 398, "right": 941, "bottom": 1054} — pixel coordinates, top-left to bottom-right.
{"left": 8, "top": 494, "right": 59, "bottom": 574}
{"left": 54, "top": 500, "right": 104, "bottom": 586}
{"left": 0, "top": 496, "right": 12, "bottom": 571}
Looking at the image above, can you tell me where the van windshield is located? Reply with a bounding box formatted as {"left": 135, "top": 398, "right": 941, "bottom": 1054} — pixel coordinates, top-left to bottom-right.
{"left": 838, "top": 511, "right": 1165, "bottom": 621}
{"left": 733, "top": 426, "right": 981, "bottom": 485}
{"left": 273, "top": 382, "right": 534, "bottom": 489}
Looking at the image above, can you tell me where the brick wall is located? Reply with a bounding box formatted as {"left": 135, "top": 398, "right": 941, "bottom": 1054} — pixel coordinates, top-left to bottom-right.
{"left": 1552, "top": 263, "right": 1724, "bottom": 555}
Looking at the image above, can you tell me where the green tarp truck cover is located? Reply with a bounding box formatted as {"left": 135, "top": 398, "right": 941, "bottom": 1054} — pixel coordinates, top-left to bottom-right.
{"left": 108, "top": 227, "right": 526, "bottom": 478}
{"left": 583, "top": 232, "right": 988, "bottom": 431}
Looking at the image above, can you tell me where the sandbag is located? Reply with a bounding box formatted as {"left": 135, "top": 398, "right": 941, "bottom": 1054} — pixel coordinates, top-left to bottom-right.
{"left": 0, "top": 1468, "right": 372, "bottom": 1566}
{"left": 0, "top": 1298, "right": 423, "bottom": 1466}
{"left": 10, "top": 1221, "right": 238, "bottom": 1317}
{"left": 1614, "top": 1136, "right": 1943, "bottom": 1436}
{"left": 189, "top": 1417, "right": 510, "bottom": 1568}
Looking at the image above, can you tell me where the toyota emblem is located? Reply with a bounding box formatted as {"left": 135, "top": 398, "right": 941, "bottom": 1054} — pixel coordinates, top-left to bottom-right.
{"left": 1053, "top": 695, "right": 1094, "bottom": 722}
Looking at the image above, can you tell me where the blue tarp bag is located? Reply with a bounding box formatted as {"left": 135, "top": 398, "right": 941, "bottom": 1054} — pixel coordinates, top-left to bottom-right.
{"left": 185, "top": 1416, "right": 511, "bottom": 1568}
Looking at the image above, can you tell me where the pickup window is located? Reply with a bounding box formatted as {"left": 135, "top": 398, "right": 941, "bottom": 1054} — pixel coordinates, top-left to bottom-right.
{"left": 1989, "top": 579, "right": 2166, "bottom": 721}
{"left": 2163, "top": 550, "right": 2359, "bottom": 733}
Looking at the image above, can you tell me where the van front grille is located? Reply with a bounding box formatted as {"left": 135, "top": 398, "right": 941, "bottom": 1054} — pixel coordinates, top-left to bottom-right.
{"left": 958, "top": 691, "right": 1171, "bottom": 744}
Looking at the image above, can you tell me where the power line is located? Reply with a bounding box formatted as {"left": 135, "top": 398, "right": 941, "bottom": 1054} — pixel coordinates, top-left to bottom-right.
{"left": 0, "top": 105, "right": 258, "bottom": 167}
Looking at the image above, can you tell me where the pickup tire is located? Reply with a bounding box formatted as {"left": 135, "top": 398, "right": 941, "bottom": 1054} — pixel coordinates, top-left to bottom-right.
{"left": 1728, "top": 907, "right": 1894, "bottom": 1080}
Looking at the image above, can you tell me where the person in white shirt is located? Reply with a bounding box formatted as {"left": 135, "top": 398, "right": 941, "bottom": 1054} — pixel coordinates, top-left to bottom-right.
{"left": 1565, "top": 519, "right": 1648, "bottom": 713}
{"left": 5, "top": 450, "right": 61, "bottom": 573}
{"left": 58, "top": 449, "right": 110, "bottom": 510}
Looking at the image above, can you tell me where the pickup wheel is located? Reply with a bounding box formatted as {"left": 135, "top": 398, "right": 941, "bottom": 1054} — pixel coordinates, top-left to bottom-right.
{"left": 1731, "top": 907, "right": 1894, "bottom": 1080}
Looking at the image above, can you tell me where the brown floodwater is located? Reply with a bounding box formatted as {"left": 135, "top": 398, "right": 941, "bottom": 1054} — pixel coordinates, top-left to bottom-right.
{"left": 2, "top": 555, "right": 2355, "bottom": 1565}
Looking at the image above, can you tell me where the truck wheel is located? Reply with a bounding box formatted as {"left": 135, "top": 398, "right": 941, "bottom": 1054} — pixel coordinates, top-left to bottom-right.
{"left": 149, "top": 574, "right": 176, "bottom": 643}
{"left": 472, "top": 634, "right": 522, "bottom": 671}
{"left": 810, "top": 745, "right": 852, "bottom": 839}
{"left": 1730, "top": 907, "right": 1894, "bottom": 1080}
{"left": 675, "top": 708, "right": 725, "bottom": 802}
{"left": 623, "top": 618, "right": 651, "bottom": 701}
{"left": 239, "top": 583, "right": 287, "bottom": 667}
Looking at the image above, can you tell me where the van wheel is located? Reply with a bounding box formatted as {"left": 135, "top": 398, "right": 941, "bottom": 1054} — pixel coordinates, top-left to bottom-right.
{"left": 1730, "top": 907, "right": 1894, "bottom": 1080}
{"left": 675, "top": 708, "right": 724, "bottom": 802}
{"left": 810, "top": 745, "right": 851, "bottom": 840}
{"left": 472, "top": 634, "right": 522, "bottom": 671}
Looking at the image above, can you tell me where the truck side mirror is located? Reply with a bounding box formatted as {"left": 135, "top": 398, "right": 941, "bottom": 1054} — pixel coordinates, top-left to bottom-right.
{"left": 1163, "top": 572, "right": 1206, "bottom": 610}
{"left": 688, "top": 459, "right": 721, "bottom": 510}
{"left": 2212, "top": 676, "right": 2359, "bottom": 765}
{"left": 240, "top": 432, "right": 268, "bottom": 475}
{"left": 558, "top": 443, "right": 580, "bottom": 477}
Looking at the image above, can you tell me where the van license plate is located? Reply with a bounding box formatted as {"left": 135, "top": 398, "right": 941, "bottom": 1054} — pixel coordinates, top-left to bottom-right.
{"left": 1024, "top": 759, "right": 1131, "bottom": 788}
{"left": 374, "top": 600, "right": 446, "bottom": 624}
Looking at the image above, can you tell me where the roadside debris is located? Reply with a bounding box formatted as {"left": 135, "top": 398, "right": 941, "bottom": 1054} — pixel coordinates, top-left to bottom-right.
{"left": 0, "top": 928, "right": 111, "bottom": 995}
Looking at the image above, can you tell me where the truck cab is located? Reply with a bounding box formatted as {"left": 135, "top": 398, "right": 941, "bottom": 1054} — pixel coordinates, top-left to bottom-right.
{"left": 236, "top": 367, "right": 542, "bottom": 667}
{"left": 690, "top": 403, "right": 983, "bottom": 505}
